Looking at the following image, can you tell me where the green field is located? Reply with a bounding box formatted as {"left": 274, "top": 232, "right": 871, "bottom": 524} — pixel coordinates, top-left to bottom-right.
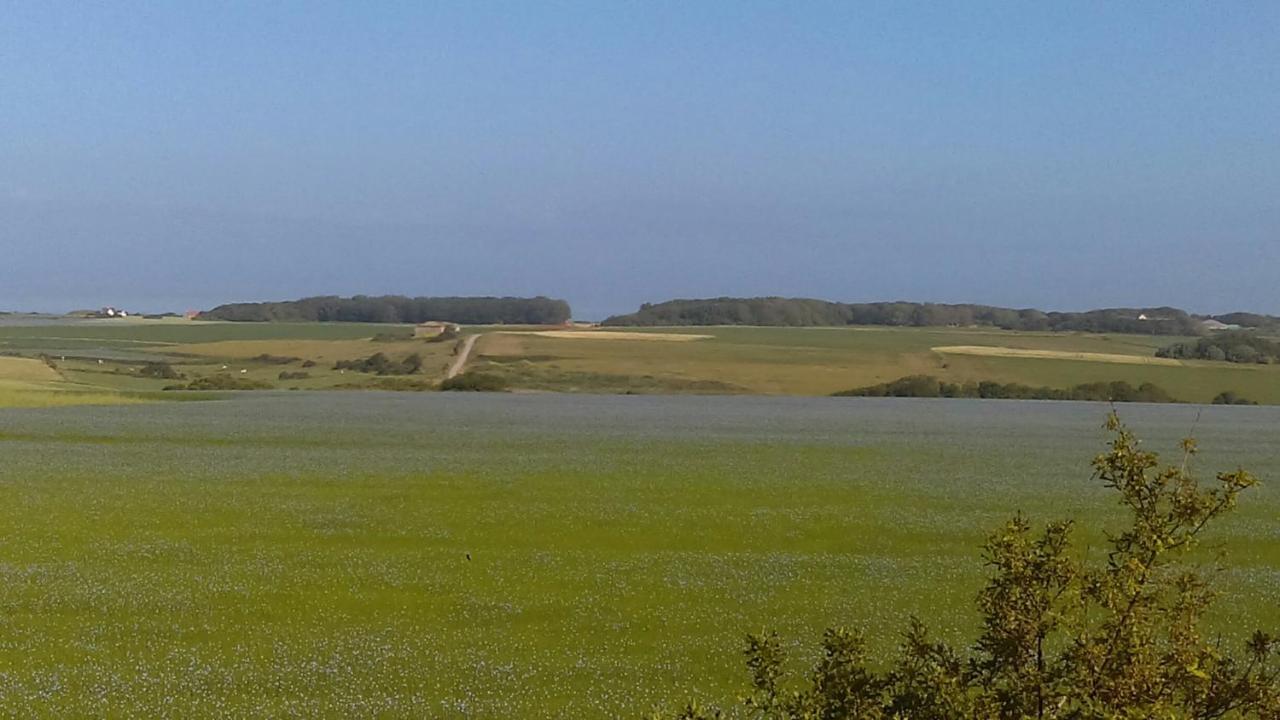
{"left": 0, "top": 320, "right": 457, "bottom": 402}
{"left": 472, "top": 325, "right": 1280, "bottom": 402}
{"left": 0, "top": 394, "right": 1276, "bottom": 716}
{"left": 2, "top": 319, "right": 1278, "bottom": 406}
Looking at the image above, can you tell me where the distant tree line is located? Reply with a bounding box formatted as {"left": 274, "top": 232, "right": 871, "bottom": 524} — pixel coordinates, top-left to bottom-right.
{"left": 603, "top": 298, "right": 1206, "bottom": 335}
{"left": 833, "top": 375, "right": 1180, "bottom": 403}
{"left": 199, "top": 295, "right": 571, "bottom": 325}
{"left": 1157, "top": 331, "right": 1280, "bottom": 364}
{"left": 1212, "top": 312, "right": 1280, "bottom": 332}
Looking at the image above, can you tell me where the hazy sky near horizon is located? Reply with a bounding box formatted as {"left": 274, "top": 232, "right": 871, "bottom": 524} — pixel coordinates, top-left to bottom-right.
{"left": 2, "top": 2, "right": 1277, "bottom": 319}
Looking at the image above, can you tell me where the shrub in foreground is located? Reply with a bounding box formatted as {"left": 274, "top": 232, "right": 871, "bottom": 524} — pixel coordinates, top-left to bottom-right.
{"left": 655, "top": 414, "right": 1278, "bottom": 719}
{"left": 164, "top": 375, "right": 273, "bottom": 391}
{"left": 439, "top": 372, "right": 508, "bottom": 392}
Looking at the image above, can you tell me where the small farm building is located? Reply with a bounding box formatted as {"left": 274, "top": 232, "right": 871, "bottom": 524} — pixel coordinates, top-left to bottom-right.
{"left": 415, "top": 321, "right": 460, "bottom": 338}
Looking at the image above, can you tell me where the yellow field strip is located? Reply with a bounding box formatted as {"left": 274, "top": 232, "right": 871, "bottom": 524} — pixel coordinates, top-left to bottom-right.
{"left": 932, "top": 345, "right": 1184, "bottom": 366}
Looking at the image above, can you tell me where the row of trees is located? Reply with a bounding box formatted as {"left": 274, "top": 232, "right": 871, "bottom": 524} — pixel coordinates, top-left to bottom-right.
{"left": 1214, "top": 313, "right": 1280, "bottom": 332}
{"left": 1158, "top": 332, "right": 1280, "bottom": 365}
{"left": 333, "top": 352, "right": 424, "bottom": 375}
{"left": 604, "top": 298, "right": 1205, "bottom": 335}
{"left": 832, "top": 375, "right": 1179, "bottom": 403}
{"left": 656, "top": 415, "right": 1278, "bottom": 719}
{"left": 163, "top": 375, "right": 273, "bottom": 391}
{"left": 200, "top": 295, "right": 571, "bottom": 325}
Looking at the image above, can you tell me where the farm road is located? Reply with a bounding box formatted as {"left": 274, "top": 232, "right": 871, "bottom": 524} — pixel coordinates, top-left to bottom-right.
{"left": 446, "top": 333, "right": 480, "bottom": 379}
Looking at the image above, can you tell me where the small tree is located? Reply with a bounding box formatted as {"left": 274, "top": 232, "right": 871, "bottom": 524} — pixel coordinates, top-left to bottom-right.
{"left": 656, "top": 413, "right": 1278, "bottom": 719}
{"left": 138, "top": 361, "right": 182, "bottom": 379}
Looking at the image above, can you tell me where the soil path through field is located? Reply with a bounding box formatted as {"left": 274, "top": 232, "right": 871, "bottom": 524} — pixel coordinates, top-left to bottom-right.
{"left": 445, "top": 333, "right": 481, "bottom": 379}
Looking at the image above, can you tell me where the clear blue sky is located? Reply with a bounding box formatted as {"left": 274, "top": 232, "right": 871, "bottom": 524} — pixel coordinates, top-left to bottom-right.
{"left": 2, "top": 1, "right": 1277, "bottom": 318}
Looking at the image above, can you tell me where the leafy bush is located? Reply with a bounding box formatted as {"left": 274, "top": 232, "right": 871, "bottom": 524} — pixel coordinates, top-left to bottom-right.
{"left": 439, "top": 372, "right": 508, "bottom": 392}
{"left": 165, "top": 375, "right": 273, "bottom": 391}
{"left": 250, "top": 353, "right": 302, "bottom": 365}
{"left": 333, "top": 352, "right": 423, "bottom": 375}
{"left": 655, "top": 414, "right": 1278, "bottom": 719}
{"left": 138, "top": 362, "right": 182, "bottom": 380}
{"left": 365, "top": 377, "right": 437, "bottom": 391}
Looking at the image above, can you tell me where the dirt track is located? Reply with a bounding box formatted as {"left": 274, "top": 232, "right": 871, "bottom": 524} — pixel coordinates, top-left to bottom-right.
{"left": 446, "top": 334, "right": 481, "bottom": 379}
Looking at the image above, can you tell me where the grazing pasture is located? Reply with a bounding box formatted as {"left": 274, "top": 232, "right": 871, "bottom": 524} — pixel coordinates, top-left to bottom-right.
{"left": 474, "top": 325, "right": 1280, "bottom": 402}
{"left": 0, "top": 394, "right": 1276, "bottom": 717}
{"left": 0, "top": 356, "right": 60, "bottom": 384}
{"left": 0, "top": 321, "right": 456, "bottom": 399}
{"left": 2, "top": 319, "right": 1279, "bottom": 403}
{"left": 0, "top": 356, "right": 149, "bottom": 409}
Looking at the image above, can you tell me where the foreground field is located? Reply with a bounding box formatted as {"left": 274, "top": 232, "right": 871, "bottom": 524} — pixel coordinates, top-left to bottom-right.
{"left": 0, "top": 394, "right": 1276, "bottom": 717}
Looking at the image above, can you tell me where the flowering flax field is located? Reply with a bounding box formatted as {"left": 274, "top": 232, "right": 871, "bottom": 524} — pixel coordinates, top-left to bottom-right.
{"left": 0, "top": 394, "right": 1277, "bottom": 717}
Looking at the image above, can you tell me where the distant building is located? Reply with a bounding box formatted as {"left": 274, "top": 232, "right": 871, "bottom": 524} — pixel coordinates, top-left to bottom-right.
{"left": 1137, "top": 313, "right": 1149, "bottom": 321}
{"left": 415, "top": 321, "right": 460, "bottom": 338}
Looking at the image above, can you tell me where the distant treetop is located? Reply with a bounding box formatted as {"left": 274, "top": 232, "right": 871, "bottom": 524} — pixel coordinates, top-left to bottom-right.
{"left": 1211, "top": 312, "right": 1280, "bottom": 332}
{"left": 603, "top": 297, "right": 1236, "bottom": 336}
{"left": 199, "top": 295, "right": 571, "bottom": 325}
